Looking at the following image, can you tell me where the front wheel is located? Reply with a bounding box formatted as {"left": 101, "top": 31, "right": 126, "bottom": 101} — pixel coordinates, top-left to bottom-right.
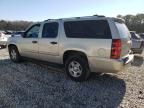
{"left": 9, "top": 46, "right": 22, "bottom": 63}
{"left": 65, "top": 55, "right": 90, "bottom": 82}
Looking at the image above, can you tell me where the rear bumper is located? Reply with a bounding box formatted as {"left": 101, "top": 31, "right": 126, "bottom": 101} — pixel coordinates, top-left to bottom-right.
{"left": 88, "top": 54, "right": 134, "bottom": 73}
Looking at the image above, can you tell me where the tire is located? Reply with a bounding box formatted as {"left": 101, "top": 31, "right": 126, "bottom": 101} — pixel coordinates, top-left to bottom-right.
{"left": 65, "top": 55, "right": 90, "bottom": 82}
{"left": 9, "top": 46, "right": 22, "bottom": 63}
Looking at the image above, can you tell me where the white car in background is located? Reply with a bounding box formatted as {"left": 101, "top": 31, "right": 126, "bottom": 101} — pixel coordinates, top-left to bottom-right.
{"left": 0, "top": 31, "right": 12, "bottom": 48}
{"left": 130, "top": 31, "right": 144, "bottom": 54}
{"left": 11, "top": 31, "right": 25, "bottom": 37}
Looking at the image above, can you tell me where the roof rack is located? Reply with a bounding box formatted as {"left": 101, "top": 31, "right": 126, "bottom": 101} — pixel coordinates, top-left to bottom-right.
{"left": 93, "top": 14, "right": 105, "bottom": 17}
{"left": 44, "top": 19, "right": 55, "bottom": 21}
{"left": 58, "top": 16, "right": 81, "bottom": 20}
{"left": 44, "top": 15, "right": 106, "bottom": 21}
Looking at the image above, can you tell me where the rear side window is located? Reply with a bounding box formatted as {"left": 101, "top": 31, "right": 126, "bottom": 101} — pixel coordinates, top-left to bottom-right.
{"left": 42, "top": 22, "right": 58, "bottom": 38}
{"left": 64, "top": 20, "right": 112, "bottom": 39}
{"left": 115, "top": 22, "right": 130, "bottom": 39}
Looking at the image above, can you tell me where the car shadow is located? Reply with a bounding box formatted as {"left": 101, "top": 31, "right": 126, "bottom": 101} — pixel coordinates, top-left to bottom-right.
{"left": 0, "top": 58, "right": 126, "bottom": 108}
{"left": 131, "top": 55, "right": 144, "bottom": 67}
{"left": 87, "top": 73, "right": 126, "bottom": 107}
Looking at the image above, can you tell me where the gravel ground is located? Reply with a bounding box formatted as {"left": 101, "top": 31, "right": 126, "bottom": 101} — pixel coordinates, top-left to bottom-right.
{"left": 0, "top": 48, "right": 144, "bottom": 108}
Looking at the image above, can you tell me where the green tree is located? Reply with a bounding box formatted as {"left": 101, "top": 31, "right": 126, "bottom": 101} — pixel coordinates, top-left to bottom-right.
{"left": 117, "top": 14, "right": 144, "bottom": 33}
{"left": 0, "top": 20, "right": 33, "bottom": 31}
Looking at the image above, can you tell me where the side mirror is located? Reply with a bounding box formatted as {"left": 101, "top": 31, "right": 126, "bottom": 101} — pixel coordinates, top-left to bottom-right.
{"left": 21, "top": 32, "right": 25, "bottom": 38}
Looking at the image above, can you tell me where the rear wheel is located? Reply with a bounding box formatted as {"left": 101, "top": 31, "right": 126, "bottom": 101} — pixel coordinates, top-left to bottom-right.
{"left": 65, "top": 55, "right": 90, "bottom": 82}
{"left": 9, "top": 46, "right": 22, "bottom": 63}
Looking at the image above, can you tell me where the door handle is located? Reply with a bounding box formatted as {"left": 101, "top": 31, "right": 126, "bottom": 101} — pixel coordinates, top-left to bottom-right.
{"left": 50, "top": 42, "right": 57, "bottom": 45}
{"left": 32, "top": 41, "right": 38, "bottom": 44}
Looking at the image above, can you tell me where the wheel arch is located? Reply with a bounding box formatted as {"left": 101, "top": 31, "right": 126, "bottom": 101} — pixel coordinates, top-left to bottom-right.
{"left": 63, "top": 50, "right": 89, "bottom": 64}
{"left": 8, "top": 44, "right": 21, "bottom": 53}
{"left": 8, "top": 44, "right": 17, "bottom": 49}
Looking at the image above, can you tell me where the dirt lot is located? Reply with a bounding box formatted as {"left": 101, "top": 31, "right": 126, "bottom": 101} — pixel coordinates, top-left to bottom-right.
{"left": 0, "top": 48, "right": 144, "bottom": 108}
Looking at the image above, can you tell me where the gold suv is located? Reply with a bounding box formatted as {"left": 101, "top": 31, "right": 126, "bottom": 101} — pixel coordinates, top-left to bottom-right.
{"left": 7, "top": 15, "right": 134, "bottom": 81}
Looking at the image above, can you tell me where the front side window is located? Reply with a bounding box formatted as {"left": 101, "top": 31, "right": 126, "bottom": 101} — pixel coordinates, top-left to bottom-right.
{"left": 64, "top": 20, "right": 112, "bottom": 39}
{"left": 42, "top": 22, "right": 58, "bottom": 38}
{"left": 25, "top": 24, "right": 40, "bottom": 38}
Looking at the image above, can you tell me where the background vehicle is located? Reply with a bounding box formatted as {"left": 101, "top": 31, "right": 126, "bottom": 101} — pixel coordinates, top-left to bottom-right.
{"left": 0, "top": 31, "right": 12, "bottom": 48}
{"left": 7, "top": 16, "right": 134, "bottom": 81}
{"left": 0, "top": 31, "right": 7, "bottom": 48}
{"left": 130, "top": 31, "right": 144, "bottom": 54}
{"left": 12, "top": 31, "right": 25, "bottom": 37}
{"left": 0, "top": 31, "right": 5, "bottom": 37}
{"left": 139, "top": 33, "right": 144, "bottom": 39}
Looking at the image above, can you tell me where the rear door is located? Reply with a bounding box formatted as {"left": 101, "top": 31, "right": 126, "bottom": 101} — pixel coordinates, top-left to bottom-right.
{"left": 38, "top": 21, "right": 59, "bottom": 63}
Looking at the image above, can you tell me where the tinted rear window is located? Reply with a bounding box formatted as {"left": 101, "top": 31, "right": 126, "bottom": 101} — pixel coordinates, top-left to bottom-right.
{"left": 64, "top": 20, "right": 112, "bottom": 39}
{"left": 115, "top": 22, "right": 130, "bottom": 38}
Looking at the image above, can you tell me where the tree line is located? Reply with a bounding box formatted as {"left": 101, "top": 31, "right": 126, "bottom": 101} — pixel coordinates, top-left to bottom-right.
{"left": 0, "top": 20, "right": 33, "bottom": 31}
{"left": 117, "top": 14, "right": 144, "bottom": 33}
{"left": 0, "top": 13, "right": 144, "bottom": 33}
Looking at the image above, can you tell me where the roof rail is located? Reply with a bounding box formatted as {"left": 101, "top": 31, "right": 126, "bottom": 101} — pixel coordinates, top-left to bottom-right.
{"left": 93, "top": 14, "right": 105, "bottom": 17}
{"left": 44, "top": 19, "right": 55, "bottom": 21}
{"left": 58, "top": 16, "right": 81, "bottom": 20}
{"left": 44, "top": 15, "right": 106, "bottom": 21}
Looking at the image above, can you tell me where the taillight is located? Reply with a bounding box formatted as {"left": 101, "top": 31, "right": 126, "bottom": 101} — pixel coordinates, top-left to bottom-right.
{"left": 111, "top": 39, "right": 121, "bottom": 59}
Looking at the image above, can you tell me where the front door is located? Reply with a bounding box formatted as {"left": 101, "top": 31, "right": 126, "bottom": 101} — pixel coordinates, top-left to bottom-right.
{"left": 19, "top": 24, "right": 40, "bottom": 58}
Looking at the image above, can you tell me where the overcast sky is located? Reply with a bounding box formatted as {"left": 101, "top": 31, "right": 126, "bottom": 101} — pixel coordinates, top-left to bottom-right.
{"left": 0, "top": 0, "right": 144, "bottom": 21}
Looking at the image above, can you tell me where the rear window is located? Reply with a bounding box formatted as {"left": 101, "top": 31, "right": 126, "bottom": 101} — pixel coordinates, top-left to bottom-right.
{"left": 115, "top": 22, "right": 130, "bottom": 38}
{"left": 64, "top": 20, "right": 112, "bottom": 39}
